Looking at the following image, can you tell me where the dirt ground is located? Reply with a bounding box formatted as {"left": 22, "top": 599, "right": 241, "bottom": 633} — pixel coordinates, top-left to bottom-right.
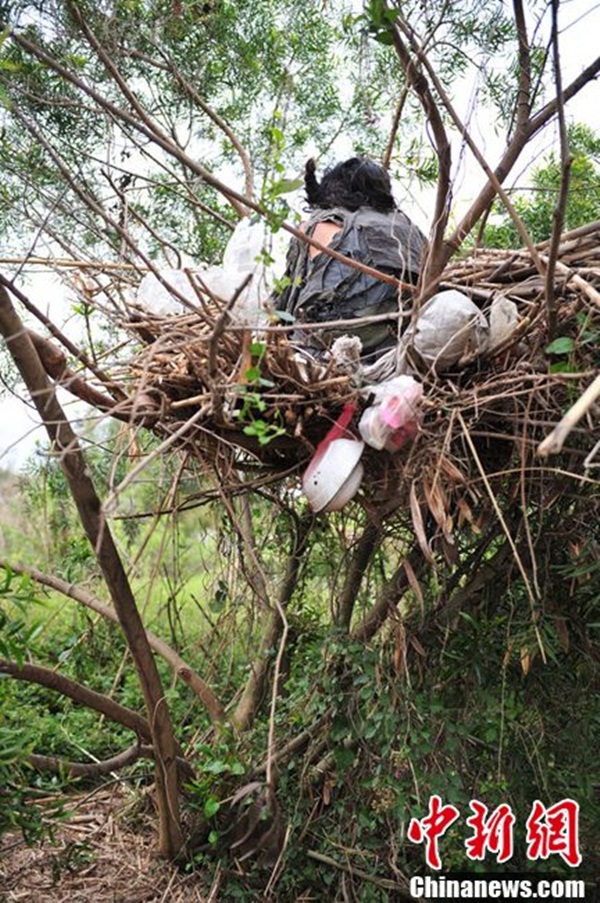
{"left": 0, "top": 787, "right": 215, "bottom": 903}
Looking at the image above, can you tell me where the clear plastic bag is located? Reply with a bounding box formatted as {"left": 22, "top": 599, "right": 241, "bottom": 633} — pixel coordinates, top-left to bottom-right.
{"left": 136, "top": 218, "right": 288, "bottom": 324}
{"left": 359, "top": 375, "right": 424, "bottom": 452}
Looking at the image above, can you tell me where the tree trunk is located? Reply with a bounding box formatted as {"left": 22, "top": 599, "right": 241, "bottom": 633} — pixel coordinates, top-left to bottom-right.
{"left": 0, "top": 283, "right": 183, "bottom": 859}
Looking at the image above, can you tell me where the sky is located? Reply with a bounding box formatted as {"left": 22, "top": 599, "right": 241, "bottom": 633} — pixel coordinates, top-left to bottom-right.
{"left": 1, "top": 0, "right": 599, "bottom": 471}
{"left": 400, "top": 0, "right": 600, "bottom": 230}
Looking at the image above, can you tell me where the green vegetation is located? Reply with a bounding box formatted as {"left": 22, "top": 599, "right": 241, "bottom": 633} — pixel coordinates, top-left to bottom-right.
{"left": 1, "top": 458, "right": 599, "bottom": 893}
{"left": 484, "top": 124, "right": 600, "bottom": 247}
{"left": 0, "top": 0, "right": 599, "bottom": 897}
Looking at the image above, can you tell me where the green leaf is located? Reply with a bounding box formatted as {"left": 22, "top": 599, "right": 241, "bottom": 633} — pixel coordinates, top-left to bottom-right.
{"left": 245, "top": 366, "right": 262, "bottom": 382}
{"left": 549, "top": 361, "right": 576, "bottom": 374}
{"left": 274, "top": 309, "right": 295, "bottom": 323}
{"left": 372, "top": 30, "right": 394, "bottom": 45}
{"left": 204, "top": 758, "right": 231, "bottom": 774}
{"left": 0, "top": 83, "right": 12, "bottom": 110}
{"left": 271, "top": 177, "right": 303, "bottom": 196}
{"left": 204, "top": 797, "right": 220, "bottom": 818}
{"left": 546, "top": 336, "right": 576, "bottom": 355}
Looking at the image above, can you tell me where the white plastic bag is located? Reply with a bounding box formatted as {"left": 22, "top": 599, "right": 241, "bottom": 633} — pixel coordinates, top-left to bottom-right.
{"left": 136, "top": 219, "right": 289, "bottom": 324}
{"left": 359, "top": 375, "right": 423, "bottom": 452}
{"left": 403, "top": 290, "right": 489, "bottom": 372}
{"left": 220, "top": 218, "right": 289, "bottom": 325}
{"left": 136, "top": 266, "right": 201, "bottom": 316}
{"left": 488, "top": 295, "right": 519, "bottom": 350}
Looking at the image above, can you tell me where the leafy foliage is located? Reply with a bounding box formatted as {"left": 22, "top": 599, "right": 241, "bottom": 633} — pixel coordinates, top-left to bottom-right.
{"left": 0, "top": 569, "right": 66, "bottom": 842}
{"left": 484, "top": 124, "right": 600, "bottom": 247}
{"left": 183, "top": 522, "right": 600, "bottom": 894}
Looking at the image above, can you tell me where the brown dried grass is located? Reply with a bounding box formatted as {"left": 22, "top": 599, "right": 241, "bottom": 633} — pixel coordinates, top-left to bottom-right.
{"left": 0, "top": 787, "right": 214, "bottom": 902}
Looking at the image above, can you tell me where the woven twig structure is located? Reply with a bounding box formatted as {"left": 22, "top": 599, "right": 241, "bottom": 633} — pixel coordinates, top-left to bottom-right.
{"left": 114, "top": 223, "right": 598, "bottom": 512}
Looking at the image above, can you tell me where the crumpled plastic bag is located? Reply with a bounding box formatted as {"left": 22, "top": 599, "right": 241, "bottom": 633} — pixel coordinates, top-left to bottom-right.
{"left": 359, "top": 375, "right": 424, "bottom": 452}
{"left": 219, "top": 217, "right": 289, "bottom": 323}
{"left": 488, "top": 295, "right": 519, "bottom": 350}
{"left": 136, "top": 218, "right": 288, "bottom": 324}
{"left": 401, "top": 289, "right": 489, "bottom": 372}
{"left": 136, "top": 258, "right": 201, "bottom": 316}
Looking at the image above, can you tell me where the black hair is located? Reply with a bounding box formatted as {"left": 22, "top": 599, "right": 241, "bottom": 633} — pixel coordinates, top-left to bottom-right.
{"left": 304, "top": 157, "right": 396, "bottom": 213}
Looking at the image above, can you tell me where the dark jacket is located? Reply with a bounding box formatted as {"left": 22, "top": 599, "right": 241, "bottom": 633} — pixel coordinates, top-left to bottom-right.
{"left": 274, "top": 206, "right": 428, "bottom": 358}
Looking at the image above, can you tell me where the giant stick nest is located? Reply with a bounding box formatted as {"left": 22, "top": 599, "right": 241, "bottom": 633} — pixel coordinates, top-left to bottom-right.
{"left": 105, "top": 222, "right": 600, "bottom": 540}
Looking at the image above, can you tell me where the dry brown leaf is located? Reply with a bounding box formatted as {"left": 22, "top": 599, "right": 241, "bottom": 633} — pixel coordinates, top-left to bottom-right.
{"left": 473, "top": 506, "right": 491, "bottom": 534}
{"left": 423, "top": 477, "right": 455, "bottom": 548}
{"left": 392, "top": 622, "right": 406, "bottom": 675}
{"left": 409, "top": 481, "right": 434, "bottom": 563}
{"left": 440, "top": 458, "right": 467, "bottom": 484}
{"left": 403, "top": 557, "right": 425, "bottom": 615}
{"left": 422, "top": 478, "right": 446, "bottom": 529}
{"left": 409, "top": 634, "right": 426, "bottom": 657}
{"left": 456, "top": 497, "right": 475, "bottom": 529}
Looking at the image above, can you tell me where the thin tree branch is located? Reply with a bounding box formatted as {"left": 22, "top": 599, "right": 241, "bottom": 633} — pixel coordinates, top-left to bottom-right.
{"left": 66, "top": 2, "right": 249, "bottom": 218}
{"left": 388, "top": 11, "right": 452, "bottom": 294}
{"left": 0, "top": 283, "right": 183, "bottom": 857}
{"left": 157, "top": 52, "right": 254, "bottom": 202}
{"left": 0, "top": 274, "right": 125, "bottom": 399}
{"left": 250, "top": 716, "right": 328, "bottom": 777}
{"left": 10, "top": 108, "right": 207, "bottom": 318}
{"left": 234, "top": 493, "right": 271, "bottom": 608}
{"left": 335, "top": 522, "right": 382, "bottom": 631}
{"left": 351, "top": 542, "right": 424, "bottom": 643}
{"left": 446, "top": 54, "right": 600, "bottom": 265}
{"left": 306, "top": 850, "right": 408, "bottom": 895}
{"left": 512, "top": 0, "right": 532, "bottom": 134}
{"left": 389, "top": 15, "right": 544, "bottom": 289}
{"left": 24, "top": 327, "right": 141, "bottom": 422}
{"left": 537, "top": 372, "right": 600, "bottom": 457}
{"left": 232, "top": 516, "right": 313, "bottom": 732}
{"left": 5, "top": 25, "right": 417, "bottom": 293}
{"left": 28, "top": 744, "right": 147, "bottom": 778}
{"left": 456, "top": 410, "right": 546, "bottom": 664}
{"left": 381, "top": 4, "right": 443, "bottom": 170}
{"left": 28, "top": 743, "right": 192, "bottom": 779}
{"left": 544, "top": 0, "right": 572, "bottom": 339}
{"left": 0, "top": 659, "right": 152, "bottom": 741}
{"left": 436, "top": 541, "right": 513, "bottom": 624}
{"left": 382, "top": 87, "right": 409, "bottom": 170}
